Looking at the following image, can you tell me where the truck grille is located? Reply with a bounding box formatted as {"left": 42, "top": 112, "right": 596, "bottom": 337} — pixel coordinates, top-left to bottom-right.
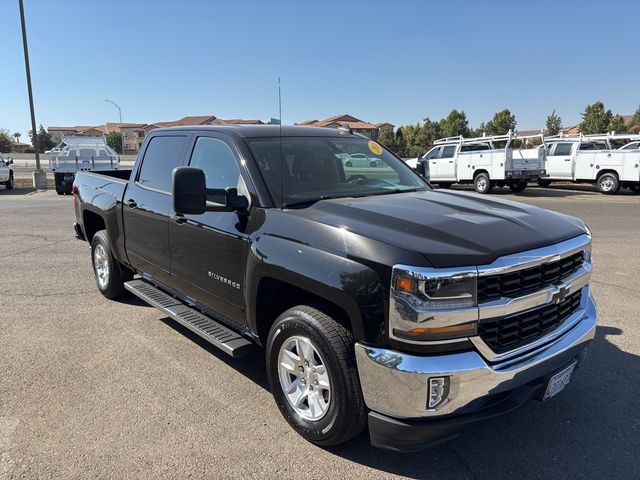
{"left": 478, "top": 290, "right": 582, "bottom": 354}
{"left": 477, "top": 251, "right": 584, "bottom": 303}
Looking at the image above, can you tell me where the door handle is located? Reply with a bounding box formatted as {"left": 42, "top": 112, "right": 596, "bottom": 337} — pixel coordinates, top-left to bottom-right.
{"left": 171, "top": 214, "right": 187, "bottom": 225}
{"left": 564, "top": 159, "right": 571, "bottom": 162}
{"left": 126, "top": 199, "right": 137, "bottom": 208}
{"left": 448, "top": 160, "right": 454, "bottom": 163}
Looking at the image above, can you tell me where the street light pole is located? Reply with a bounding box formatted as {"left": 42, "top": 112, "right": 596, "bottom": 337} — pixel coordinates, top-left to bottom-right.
{"left": 104, "top": 99, "right": 123, "bottom": 154}
{"left": 18, "top": 0, "right": 47, "bottom": 189}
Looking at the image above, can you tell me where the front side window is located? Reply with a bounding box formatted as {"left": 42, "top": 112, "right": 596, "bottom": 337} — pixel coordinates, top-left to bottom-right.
{"left": 189, "top": 137, "right": 246, "bottom": 199}
{"left": 247, "top": 136, "right": 428, "bottom": 207}
{"left": 425, "top": 147, "right": 441, "bottom": 160}
{"left": 138, "top": 135, "right": 188, "bottom": 192}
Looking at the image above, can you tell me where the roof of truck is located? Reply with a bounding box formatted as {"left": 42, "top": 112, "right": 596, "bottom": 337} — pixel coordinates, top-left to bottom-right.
{"left": 148, "top": 125, "right": 360, "bottom": 139}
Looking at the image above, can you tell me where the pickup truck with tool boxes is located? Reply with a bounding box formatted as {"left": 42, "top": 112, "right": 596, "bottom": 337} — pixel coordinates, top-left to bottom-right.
{"left": 73, "top": 125, "right": 597, "bottom": 451}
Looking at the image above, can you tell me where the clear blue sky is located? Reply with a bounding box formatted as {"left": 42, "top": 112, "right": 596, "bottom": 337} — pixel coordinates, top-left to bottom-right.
{"left": 2, "top": 0, "right": 638, "bottom": 138}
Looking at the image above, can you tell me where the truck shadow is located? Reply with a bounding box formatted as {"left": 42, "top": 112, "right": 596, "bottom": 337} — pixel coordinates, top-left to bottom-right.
{"left": 0, "top": 187, "right": 39, "bottom": 196}
{"left": 327, "top": 325, "right": 639, "bottom": 479}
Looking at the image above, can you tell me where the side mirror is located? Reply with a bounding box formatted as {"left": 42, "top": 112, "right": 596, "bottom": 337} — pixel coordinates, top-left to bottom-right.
{"left": 172, "top": 166, "right": 248, "bottom": 215}
{"left": 7, "top": 157, "right": 13, "bottom": 165}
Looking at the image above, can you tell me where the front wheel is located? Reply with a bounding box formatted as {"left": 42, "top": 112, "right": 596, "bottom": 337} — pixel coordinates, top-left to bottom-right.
{"left": 5, "top": 173, "right": 14, "bottom": 190}
{"left": 266, "top": 305, "right": 367, "bottom": 447}
{"left": 91, "top": 230, "right": 132, "bottom": 299}
{"left": 537, "top": 179, "right": 552, "bottom": 187}
{"left": 508, "top": 180, "right": 528, "bottom": 193}
{"left": 597, "top": 173, "right": 620, "bottom": 194}
{"left": 474, "top": 173, "right": 493, "bottom": 194}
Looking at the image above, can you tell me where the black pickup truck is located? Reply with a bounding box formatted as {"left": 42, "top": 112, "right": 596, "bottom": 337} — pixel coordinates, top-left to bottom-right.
{"left": 73, "top": 125, "right": 597, "bottom": 451}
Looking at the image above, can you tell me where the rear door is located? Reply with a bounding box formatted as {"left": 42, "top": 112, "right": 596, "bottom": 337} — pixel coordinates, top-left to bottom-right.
{"left": 546, "top": 142, "right": 575, "bottom": 179}
{"left": 123, "top": 133, "right": 190, "bottom": 286}
{"left": 169, "top": 133, "right": 251, "bottom": 323}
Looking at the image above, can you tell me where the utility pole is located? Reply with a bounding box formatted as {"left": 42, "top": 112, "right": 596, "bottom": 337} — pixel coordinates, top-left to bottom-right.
{"left": 18, "top": 0, "right": 47, "bottom": 189}
{"left": 105, "top": 99, "right": 123, "bottom": 154}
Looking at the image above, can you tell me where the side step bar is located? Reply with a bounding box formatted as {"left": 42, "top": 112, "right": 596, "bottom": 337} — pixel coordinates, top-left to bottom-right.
{"left": 124, "top": 279, "right": 254, "bottom": 358}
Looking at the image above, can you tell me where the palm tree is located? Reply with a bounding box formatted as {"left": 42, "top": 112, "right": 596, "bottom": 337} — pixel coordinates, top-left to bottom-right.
{"left": 13, "top": 132, "right": 21, "bottom": 143}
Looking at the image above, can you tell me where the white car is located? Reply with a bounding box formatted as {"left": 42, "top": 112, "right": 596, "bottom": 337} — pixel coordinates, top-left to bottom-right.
{"left": 341, "top": 153, "right": 381, "bottom": 168}
{"left": 541, "top": 135, "right": 640, "bottom": 194}
{"left": 619, "top": 141, "right": 640, "bottom": 151}
{"left": 420, "top": 131, "right": 546, "bottom": 193}
{"left": 0, "top": 154, "right": 14, "bottom": 191}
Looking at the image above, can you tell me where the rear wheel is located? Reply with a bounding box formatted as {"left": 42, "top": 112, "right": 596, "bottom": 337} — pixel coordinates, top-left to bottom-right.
{"left": 4, "top": 173, "right": 14, "bottom": 190}
{"left": 597, "top": 172, "right": 620, "bottom": 194}
{"left": 474, "top": 173, "right": 493, "bottom": 194}
{"left": 266, "top": 305, "right": 367, "bottom": 447}
{"left": 91, "top": 230, "right": 132, "bottom": 299}
{"left": 508, "top": 180, "right": 528, "bottom": 193}
{"left": 537, "top": 179, "right": 552, "bottom": 187}
{"left": 629, "top": 184, "right": 640, "bottom": 194}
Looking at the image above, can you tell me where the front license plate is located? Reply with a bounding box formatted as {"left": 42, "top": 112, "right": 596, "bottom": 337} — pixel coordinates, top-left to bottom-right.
{"left": 543, "top": 363, "right": 576, "bottom": 400}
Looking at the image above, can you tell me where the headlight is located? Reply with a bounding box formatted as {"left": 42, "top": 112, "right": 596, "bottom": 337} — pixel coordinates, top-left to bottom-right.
{"left": 391, "top": 267, "right": 478, "bottom": 343}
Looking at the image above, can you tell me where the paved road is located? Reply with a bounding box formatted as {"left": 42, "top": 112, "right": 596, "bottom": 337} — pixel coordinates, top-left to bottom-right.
{"left": 1, "top": 187, "right": 639, "bottom": 479}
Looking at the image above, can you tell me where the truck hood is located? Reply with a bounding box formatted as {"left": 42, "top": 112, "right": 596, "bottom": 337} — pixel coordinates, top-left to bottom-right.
{"left": 286, "top": 189, "right": 587, "bottom": 268}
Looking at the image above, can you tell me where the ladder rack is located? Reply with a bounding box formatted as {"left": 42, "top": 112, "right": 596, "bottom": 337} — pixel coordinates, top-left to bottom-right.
{"left": 434, "top": 130, "right": 544, "bottom": 147}
{"left": 546, "top": 132, "right": 640, "bottom": 143}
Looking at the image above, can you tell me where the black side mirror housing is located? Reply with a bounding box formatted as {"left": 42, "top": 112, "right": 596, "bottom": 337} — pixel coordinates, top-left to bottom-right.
{"left": 172, "top": 167, "right": 249, "bottom": 215}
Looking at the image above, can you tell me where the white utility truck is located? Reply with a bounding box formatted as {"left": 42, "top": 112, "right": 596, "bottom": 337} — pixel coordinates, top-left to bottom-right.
{"left": 540, "top": 133, "right": 640, "bottom": 194}
{"left": 418, "top": 131, "right": 546, "bottom": 193}
{"left": 48, "top": 136, "right": 119, "bottom": 195}
{"left": 0, "top": 154, "right": 14, "bottom": 191}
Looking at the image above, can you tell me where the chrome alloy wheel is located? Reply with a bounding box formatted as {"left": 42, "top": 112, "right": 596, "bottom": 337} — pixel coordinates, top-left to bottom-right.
{"left": 277, "top": 335, "right": 331, "bottom": 421}
{"left": 600, "top": 176, "right": 614, "bottom": 192}
{"left": 476, "top": 176, "right": 488, "bottom": 191}
{"left": 93, "top": 244, "right": 110, "bottom": 289}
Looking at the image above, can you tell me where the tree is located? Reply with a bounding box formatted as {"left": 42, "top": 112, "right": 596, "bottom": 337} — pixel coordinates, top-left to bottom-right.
{"left": 0, "top": 129, "right": 13, "bottom": 153}
{"left": 485, "top": 109, "right": 517, "bottom": 135}
{"left": 578, "top": 101, "right": 612, "bottom": 134}
{"left": 106, "top": 131, "right": 123, "bottom": 154}
{"left": 608, "top": 114, "right": 627, "bottom": 133}
{"left": 439, "top": 109, "right": 470, "bottom": 138}
{"left": 545, "top": 110, "right": 562, "bottom": 136}
{"left": 28, "top": 124, "right": 55, "bottom": 153}
{"left": 13, "top": 132, "right": 21, "bottom": 143}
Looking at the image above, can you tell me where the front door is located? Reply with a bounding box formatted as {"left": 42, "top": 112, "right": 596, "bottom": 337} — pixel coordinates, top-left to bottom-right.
{"left": 424, "top": 147, "right": 442, "bottom": 181}
{"left": 546, "top": 142, "right": 575, "bottom": 179}
{"left": 169, "top": 134, "right": 250, "bottom": 324}
{"left": 122, "top": 134, "right": 190, "bottom": 286}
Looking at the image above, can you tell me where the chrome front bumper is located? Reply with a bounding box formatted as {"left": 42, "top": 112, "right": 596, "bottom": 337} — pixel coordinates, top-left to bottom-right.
{"left": 355, "top": 289, "right": 596, "bottom": 419}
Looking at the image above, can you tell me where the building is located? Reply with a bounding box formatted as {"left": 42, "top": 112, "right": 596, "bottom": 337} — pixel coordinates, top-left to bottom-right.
{"left": 48, "top": 115, "right": 264, "bottom": 154}
{"left": 559, "top": 114, "right": 636, "bottom": 136}
{"left": 298, "top": 114, "right": 393, "bottom": 139}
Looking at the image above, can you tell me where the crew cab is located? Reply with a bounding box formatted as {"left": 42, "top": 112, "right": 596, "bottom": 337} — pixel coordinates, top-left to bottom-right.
{"left": 73, "top": 125, "right": 597, "bottom": 451}
{"left": 419, "top": 131, "right": 546, "bottom": 193}
{"left": 0, "top": 154, "right": 14, "bottom": 190}
{"left": 540, "top": 134, "right": 640, "bottom": 194}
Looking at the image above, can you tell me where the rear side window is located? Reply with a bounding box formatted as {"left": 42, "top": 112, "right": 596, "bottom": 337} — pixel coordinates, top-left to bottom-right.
{"left": 441, "top": 145, "right": 456, "bottom": 158}
{"left": 552, "top": 143, "right": 573, "bottom": 156}
{"left": 138, "top": 135, "right": 188, "bottom": 192}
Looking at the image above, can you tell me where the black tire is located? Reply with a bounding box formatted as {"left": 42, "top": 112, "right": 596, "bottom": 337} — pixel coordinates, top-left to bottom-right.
{"left": 597, "top": 172, "right": 620, "bottom": 195}
{"left": 266, "top": 305, "right": 367, "bottom": 447}
{"left": 629, "top": 184, "right": 640, "bottom": 194}
{"left": 474, "top": 172, "right": 493, "bottom": 194}
{"left": 508, "top": 180, "right": 528, "bottom": 193}
{"left": 90, "top": 230, "right": 132, "bottom": 299}
{"left": 5, "top": 173, "right": 14, "bottom": 190}
{"left": 537, "top": 179, "right": 552, "bottom": 187}
{"left": 56, "top": 188, "right": 65, "bottom": 195}
{"left": 437, "top": 182, "right": 453, "bottom": 189}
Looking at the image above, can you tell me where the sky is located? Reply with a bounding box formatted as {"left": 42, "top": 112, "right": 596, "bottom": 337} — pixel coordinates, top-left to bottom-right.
{"left": 1, "top": 0, "right": 639, "bottom": 139}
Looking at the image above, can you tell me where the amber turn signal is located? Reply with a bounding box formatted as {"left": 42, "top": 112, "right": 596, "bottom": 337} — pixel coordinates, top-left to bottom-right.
{"left": 393, "top": 323, "right": 477, "bottom": 341}
{"left": 394, "top": 276, "right": 416, "bottom": 293}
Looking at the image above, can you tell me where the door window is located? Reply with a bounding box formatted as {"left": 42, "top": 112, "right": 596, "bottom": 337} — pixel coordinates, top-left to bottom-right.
{"left": 138, "top": 135, "right": 188, "bottom": 192}
{"left": 552, "top": 143, "right": 573, "bottom": 156}
{"left": 425, "top": 147, "right": 441, "bottom": 160}
{"left": 189, "top": 137, "right": 246, "bottom": 199}
{"left": 441, "top": 145, "right": 456, "bottom": 158}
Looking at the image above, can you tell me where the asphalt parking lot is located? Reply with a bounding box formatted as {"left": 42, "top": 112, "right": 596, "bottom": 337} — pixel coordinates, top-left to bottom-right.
{"left": 1, "top": 185, "right": 639, "bottom": 479}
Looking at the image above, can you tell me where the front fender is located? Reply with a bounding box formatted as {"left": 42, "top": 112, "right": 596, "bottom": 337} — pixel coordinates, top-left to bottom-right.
{"left": 246, "top": 233, "right": 386, "bottom": 344}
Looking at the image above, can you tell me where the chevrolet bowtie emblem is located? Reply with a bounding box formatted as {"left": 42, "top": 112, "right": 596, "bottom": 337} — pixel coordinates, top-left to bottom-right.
{"left": 551, "top": 284, "right": 571, "bottom": 304}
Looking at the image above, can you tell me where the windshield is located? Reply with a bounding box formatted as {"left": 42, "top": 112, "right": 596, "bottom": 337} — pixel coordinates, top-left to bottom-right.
{"left": 246, "top": 136, "right": 428, "bottom": 207}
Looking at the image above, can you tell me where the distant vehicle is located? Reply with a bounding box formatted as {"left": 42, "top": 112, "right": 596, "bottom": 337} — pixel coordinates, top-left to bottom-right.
{"left": 340, "top": 152, "right": 381, "bottom": 168}
{"left": 540, "top": 133, "right": 640, "bottom": 194}
{"left": 418, "top": 130, "right": 547, "bottom": 193}
{"left": 619, "top": 141, "right": 640, "bottom": 151}
{"left": 48, "top": 136, "right": 119, "bottom": 195}
{"left": 0, "top": 154, "right": 14, "bottom": 191}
